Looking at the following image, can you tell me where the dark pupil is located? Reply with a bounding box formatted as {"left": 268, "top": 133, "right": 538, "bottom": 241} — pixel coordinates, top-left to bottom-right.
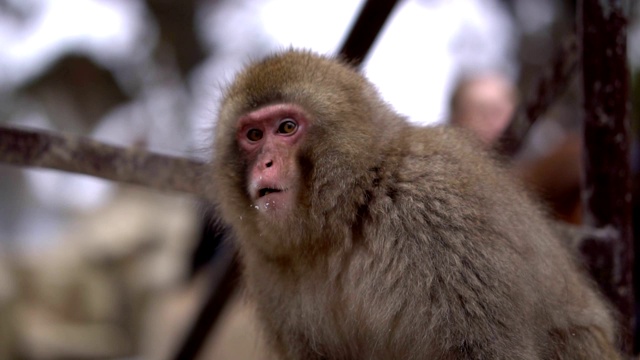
{"left": 280, "top": 120, "right": 296, "bottom": 133}
{"left": 247, "top": 129, "right": 263, "bottom": 141}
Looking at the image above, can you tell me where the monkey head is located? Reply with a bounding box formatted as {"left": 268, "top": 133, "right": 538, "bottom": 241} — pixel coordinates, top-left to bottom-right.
{"left": 211, "top": 50, "right": 402, "bottom": 257}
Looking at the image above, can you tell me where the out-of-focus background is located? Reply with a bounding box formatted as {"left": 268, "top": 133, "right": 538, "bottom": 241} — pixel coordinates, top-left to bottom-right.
{"left": 0, "top": 0, "right": 638, "bottom": 359}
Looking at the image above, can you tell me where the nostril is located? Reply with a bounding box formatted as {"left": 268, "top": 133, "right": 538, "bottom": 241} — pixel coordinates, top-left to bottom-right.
{"left": 266, "top": 160, "right": 273, "bottom": 168}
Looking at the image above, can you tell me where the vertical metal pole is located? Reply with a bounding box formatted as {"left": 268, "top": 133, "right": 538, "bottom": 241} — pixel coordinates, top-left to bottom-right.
{"left": 578, "top": 0, "right": 634, "bottom": 354}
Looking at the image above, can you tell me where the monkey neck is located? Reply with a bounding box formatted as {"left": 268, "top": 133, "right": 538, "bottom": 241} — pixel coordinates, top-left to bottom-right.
{"left": 249, "top": 155, "right": 402, "bottom": 275}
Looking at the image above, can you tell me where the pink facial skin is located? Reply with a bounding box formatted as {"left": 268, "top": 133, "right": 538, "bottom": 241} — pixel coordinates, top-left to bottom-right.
{"left": 237, "top": 103, "right": 309, "bottom": 214}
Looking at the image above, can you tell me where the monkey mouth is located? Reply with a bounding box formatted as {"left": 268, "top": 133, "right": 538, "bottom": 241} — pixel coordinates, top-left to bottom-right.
{"left": 258, "top": 187, "right": 283, "bottom": 198}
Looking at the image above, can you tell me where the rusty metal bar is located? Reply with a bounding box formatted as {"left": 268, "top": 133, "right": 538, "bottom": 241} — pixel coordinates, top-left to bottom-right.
{"left": 338, "top": 0, "right": 400, "bottom": 66}
{"left": 0, "top": 126, "right": 208, "bottom": 197}
{"left": 172, "top": 241, "right": 240, "bottom": 360}
{"left": 578, "top": 0, "right": 634, "bottom": 354}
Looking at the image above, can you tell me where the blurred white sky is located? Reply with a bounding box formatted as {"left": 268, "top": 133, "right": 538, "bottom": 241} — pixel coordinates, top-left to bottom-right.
{"left": 1, "top": 0, "right": 639, "bottom": 250}
{"left": 0, "top": 0, "right": 516, "bottom": 126}
{"left": 197, "top": 0, "right": 515, "bottom": 126}
{"left": 0, "top": 0, "right": 531, "bottom": 249}
{"left": 0, "top": 0, "right": 518, "bottom": 249}
{"left": 1, "top": 0, "right": 638, "bottom": 126}
{"left": 0, "top": 0, "right": 146, "bottom": 88}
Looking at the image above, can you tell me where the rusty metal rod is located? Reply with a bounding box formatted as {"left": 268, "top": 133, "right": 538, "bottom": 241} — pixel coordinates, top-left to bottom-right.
{"left": 0, "top": 126, "right": 208, "bottom": 197}
{"left": 338, "top": 0, "right": 400, "bottom": 66}
{"left": 172, "top": 242, "right": 240, "bottom": 360}
{"left": 578, "top": 0, "right": 634, "bottom": 354}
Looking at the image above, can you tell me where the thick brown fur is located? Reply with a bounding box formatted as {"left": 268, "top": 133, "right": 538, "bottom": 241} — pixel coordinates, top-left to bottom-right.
{"left": 211, "top": 50, "right": 619, "bottom": 359}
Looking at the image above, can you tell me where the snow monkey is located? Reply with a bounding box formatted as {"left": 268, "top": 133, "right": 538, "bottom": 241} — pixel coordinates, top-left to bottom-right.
{"left": 211, "top": 50, "right": 619, "bottom": 360}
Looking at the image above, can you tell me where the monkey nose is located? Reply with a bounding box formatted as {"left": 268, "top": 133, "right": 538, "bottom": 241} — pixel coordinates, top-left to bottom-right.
{"left": 265, "top": 160, "right": 273, "bottom": 168}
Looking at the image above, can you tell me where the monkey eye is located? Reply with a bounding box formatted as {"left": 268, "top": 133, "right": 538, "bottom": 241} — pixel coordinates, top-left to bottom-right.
{"left": 246, "top": 128, "right": 263, "bottom": 142}
{"left": 277, "top": 119, "right": 297, "bottom": 134}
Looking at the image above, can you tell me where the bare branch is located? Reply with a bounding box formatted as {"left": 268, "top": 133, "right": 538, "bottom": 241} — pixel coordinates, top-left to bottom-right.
{"left": 0, "top": 126, "right": 209, "bottom": 198}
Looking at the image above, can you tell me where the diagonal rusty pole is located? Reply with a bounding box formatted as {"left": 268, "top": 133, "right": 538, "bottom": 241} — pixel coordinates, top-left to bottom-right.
{"left": 338, "top": 0, "right": 400, "bottom": 65}
{"left": 578, "top": 0, "right": 634, "bottom": 355}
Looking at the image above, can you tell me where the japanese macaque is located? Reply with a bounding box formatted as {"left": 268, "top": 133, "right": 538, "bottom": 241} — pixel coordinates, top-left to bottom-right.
{"left": 449, "top": 71, "right": 517, "bottom": 147}
{"left": 211, "top": 50, "right": 619, "bottom": 359}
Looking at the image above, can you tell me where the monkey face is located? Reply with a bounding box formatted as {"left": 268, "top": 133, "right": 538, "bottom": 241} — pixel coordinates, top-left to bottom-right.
{"left": 236, "top": 103, "right": 309, "bottom": 217}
